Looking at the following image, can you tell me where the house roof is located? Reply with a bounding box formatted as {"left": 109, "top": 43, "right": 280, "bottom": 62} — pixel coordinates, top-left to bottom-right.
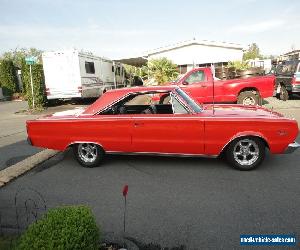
{"left": 115, "top": 39, "right": 244, "bottom": 66}
{"left": 145, "top": 39, "right": 244, "bottom": 56}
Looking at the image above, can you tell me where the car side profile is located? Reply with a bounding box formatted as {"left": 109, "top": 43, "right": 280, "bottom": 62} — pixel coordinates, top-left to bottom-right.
{"left": 26, "top": 86, "right": 300, "bottom": 170}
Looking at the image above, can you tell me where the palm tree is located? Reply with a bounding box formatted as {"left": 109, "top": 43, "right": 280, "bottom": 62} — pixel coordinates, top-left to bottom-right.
{"left": 147, "top": 57, "right": 179, "bottom": 84}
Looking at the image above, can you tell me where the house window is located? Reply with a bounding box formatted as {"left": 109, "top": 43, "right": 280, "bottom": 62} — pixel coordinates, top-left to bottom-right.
{"left": 178, "top": 65, "right": 187, "bottom": 74}
{"left": 85, "top": 61, "right": 95, "bottom": 74}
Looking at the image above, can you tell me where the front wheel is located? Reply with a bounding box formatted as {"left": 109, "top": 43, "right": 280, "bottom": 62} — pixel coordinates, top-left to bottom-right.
{"left": 226, "top": 137, "right": 265, "bottom": 170}
{"left": 73, "top": 143, "right": 105, "bottom": 168}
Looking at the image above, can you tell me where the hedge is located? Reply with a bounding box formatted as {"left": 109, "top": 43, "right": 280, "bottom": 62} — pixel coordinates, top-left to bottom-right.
{"left": 16, "top": 205, "right": 100, "bottom": 250}
{"left": 21, "top": 60, "right": 46, "bottom": 109}
{"left": 0, "top": 59, "right": 18, "bottom": 96}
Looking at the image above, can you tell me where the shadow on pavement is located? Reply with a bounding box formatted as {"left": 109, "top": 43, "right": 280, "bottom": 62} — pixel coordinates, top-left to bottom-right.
{"left": 0, "top": 140, "right": 41, "bottom": 171}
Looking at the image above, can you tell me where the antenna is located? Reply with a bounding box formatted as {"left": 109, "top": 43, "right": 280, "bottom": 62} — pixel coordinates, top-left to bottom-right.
{"left": 211, "top": 63, "right": 215, "bottom": 115}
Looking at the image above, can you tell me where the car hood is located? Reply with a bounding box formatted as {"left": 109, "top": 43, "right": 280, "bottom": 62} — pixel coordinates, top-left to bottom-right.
{"left": 202, "top": 104, "right": 285, "bottom": 118}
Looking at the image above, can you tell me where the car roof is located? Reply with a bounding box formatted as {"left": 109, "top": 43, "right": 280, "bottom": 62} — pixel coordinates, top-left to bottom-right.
{"left": 83, "top": 85, "right": 178, "bottom": 115}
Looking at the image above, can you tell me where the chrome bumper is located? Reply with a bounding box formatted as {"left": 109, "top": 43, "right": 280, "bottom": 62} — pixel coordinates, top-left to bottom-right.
{"left": 284, "top": 141, "right": 300, "bottom": 154}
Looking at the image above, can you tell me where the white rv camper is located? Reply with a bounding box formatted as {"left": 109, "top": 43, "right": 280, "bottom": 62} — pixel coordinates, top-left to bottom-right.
{"left": 42, "top": 50, "right": 126, "bottom": 100}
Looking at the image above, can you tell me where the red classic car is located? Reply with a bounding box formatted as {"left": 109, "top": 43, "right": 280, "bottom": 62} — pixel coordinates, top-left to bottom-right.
{"left": 26, "top": 86, "right": 300, "bottom": 170}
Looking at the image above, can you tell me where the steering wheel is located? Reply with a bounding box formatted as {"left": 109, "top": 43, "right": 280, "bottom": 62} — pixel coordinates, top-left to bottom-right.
{"left": 142, "top": 105, "right": 157, "bottom": 114}
{"left": 111, "top": 106, "right": 118, "bottom": 114}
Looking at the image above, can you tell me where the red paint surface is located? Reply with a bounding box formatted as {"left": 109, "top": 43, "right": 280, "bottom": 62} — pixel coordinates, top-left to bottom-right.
{"left": 169, "top": 67, "right": 275, "bottom": 103}
{"left": 26, "top": 86, "right": 299, "bottom": 157}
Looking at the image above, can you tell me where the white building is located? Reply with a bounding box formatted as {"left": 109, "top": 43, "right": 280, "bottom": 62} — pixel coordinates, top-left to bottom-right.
{"left": 118, "top": 39, "right": 244, "bottom": 73}
{"left": 279, "top": 49, "right": 300, "bottom": 61}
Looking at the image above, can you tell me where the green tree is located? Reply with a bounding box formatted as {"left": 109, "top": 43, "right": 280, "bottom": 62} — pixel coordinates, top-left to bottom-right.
{"left": 243, "top": 43, "right": 261, "bottom": 61}
{"left": 1, "top": 48, "right": 43, "bottom": 68}
{"left": 21, "top": 59, "right": 46, "bottom": 109}
{"left": 0, "top": 59, "right": 18, "bottom": 96}
{"left": 147, "top": 57, "right": 179, "bottom": 84}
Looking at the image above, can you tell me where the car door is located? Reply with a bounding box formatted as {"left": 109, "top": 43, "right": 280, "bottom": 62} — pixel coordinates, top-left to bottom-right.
{"left": 180, "top": 70, "right": 213, "bottom": 103}
{"left": 87, "top": 114, "right": 133, "bottom": 152}
{"left": 131, "top": 95, "right": 205, "bottom": 155}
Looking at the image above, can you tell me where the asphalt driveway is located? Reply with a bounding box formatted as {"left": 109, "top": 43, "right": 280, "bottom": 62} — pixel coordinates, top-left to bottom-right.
{"left": 1, "top": 142, "right": 299, "bottom": 249}
{"left": 1, "top": 98, "right": 300, "bottom": 249}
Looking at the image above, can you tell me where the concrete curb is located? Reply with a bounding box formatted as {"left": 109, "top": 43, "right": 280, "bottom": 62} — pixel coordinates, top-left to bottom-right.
{"left": 0, "top": 149, "right": 58, "bottom": 187}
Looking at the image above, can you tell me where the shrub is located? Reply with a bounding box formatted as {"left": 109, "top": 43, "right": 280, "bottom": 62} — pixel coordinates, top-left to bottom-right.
{"left": 0, "top": 59, "right": 18, "bottom": 96}
{"left": 228, "top": 60, "right": 250, "bottom": 70}
{"left": 147, "top": 57, "right": 179, "bottom": 84}
{"left": 21, "top": 60, "right": 46, "bottom": 109}
{"left": 17, "top": 205, "right": 100, "bottom": 250}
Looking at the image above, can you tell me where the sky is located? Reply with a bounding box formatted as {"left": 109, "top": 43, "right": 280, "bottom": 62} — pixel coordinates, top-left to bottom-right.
{"left": 0, "top": 0, "right": 299, "bottom": 59}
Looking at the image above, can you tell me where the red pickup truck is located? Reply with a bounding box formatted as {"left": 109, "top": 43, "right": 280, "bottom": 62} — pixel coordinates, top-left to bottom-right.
{"left": 170, "top": 67, "right": 275, "bottom": 105}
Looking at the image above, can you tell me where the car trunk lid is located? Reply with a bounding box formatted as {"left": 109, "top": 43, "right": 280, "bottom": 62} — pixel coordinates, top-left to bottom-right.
{"left": 202, "top": 104, "right": 284, "bottom": 118}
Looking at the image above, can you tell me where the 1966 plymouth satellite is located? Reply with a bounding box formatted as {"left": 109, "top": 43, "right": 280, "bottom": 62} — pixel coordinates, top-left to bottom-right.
{"left": 26, "top": 86, "right": 300, "bottom": 170}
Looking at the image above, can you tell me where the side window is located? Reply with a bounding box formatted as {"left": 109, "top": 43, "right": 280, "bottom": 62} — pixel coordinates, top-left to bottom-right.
{"left": 185, "top": 71, "right": 205, "bottom": 84}
{"left": 171, "top": 95, "right": 189, "bottom": 114}
{"left": 85, "top": 62, "right": 95, "bottom": 74}
{"left": 125, "top": 93, "right": 163, "bottom": 105}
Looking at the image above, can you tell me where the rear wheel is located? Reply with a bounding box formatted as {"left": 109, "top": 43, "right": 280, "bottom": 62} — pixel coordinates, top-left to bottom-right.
{"left": 279, "top": 85, "right": 289, "bottom": 101}
{"left": 73, "top": 143, "right": 105, "bottom": 168}
{"left": 226, "top": 137, "right": 265, "bottom": 170}
{"left": 237, "top": 91, "right": 260, "bottom": 105}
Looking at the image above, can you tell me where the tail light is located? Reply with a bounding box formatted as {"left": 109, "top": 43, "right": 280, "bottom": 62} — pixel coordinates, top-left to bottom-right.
{"left": 46, "top": 88, "right": 50, "bottom": 96}
{"left": 78, "top": 86, "right": 82, "bottom": 93}
{"left": 292, "top": 75, "right": 300, "bottom": 85}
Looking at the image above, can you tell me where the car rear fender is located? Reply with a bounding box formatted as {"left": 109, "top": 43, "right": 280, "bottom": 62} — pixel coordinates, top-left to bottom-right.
{"left": 66, "top": 141, "right": 105, "bottom": 151}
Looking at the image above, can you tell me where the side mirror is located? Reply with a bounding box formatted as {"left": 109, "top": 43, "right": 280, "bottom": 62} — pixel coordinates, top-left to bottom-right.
{"left": 182, "top": 81, "right": 189, "bottom": 85}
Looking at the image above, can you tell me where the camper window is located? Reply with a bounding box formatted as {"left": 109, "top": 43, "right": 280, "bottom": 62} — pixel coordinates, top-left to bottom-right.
{"left": 85, "top": 61, "right": 95, "bottom": 74}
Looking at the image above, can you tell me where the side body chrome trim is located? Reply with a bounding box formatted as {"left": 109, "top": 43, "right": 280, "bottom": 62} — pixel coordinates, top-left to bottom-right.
{"left": 106, "top": 151, "right": 218, "bottom": 158}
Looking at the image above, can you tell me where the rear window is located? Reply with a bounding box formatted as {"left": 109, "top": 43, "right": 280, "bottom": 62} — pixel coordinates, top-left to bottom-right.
{"left": 276, "top": 61, "right": 299, "bottom": 75}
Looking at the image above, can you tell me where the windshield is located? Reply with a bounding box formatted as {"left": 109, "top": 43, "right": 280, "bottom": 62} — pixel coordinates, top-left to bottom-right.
{"left": 175, "top": 88, "right": 202, "bottom": 113}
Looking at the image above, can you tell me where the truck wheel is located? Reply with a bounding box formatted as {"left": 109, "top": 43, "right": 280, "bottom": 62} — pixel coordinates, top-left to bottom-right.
{"left": 226, "top": 137, "right": 265, "bottom": 171}
{"left": 73, "top": 143, "right": 105, "bottom": 168}
{"left": 237, "top": 91, "right": 259, "bottom": 105}
{"left": 279, "top": 85, "right": 289, "bottom": 101}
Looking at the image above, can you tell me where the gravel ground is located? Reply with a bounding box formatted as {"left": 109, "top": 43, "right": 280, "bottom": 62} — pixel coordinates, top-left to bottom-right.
{"left": 263, "top": 95, "right": 300, "bottom": 109}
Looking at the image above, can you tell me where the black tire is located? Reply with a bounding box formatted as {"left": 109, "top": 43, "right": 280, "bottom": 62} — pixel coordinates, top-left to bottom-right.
{"left": 237, "top": 91, "right": 259, "bottom": 105}
{"left": 279, "top": 85, "right": 289, "bottom": 101}
{"left": 73, "top": 143, "right": 105, "bottom": 168}
{"left": 225, "top": 137, "right": 265, "bottom": 171}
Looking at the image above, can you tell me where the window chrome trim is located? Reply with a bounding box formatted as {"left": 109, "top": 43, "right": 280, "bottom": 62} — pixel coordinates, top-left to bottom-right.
{"left": 95, "top": 90, "right": 172, "bottom": 115}
{"left": 170, "top": 92, "right": 192, "bottom": 114}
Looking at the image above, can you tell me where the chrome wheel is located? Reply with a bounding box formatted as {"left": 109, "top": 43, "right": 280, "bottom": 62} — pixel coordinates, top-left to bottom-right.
{"left": 233, "top": 139, "right": 259, "bottom": 166}
{"left": 242, "top": 96, "right": 256, "bottom": 105}
{"left": 77, "top": 143, "right": 98, "bottom": 163}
